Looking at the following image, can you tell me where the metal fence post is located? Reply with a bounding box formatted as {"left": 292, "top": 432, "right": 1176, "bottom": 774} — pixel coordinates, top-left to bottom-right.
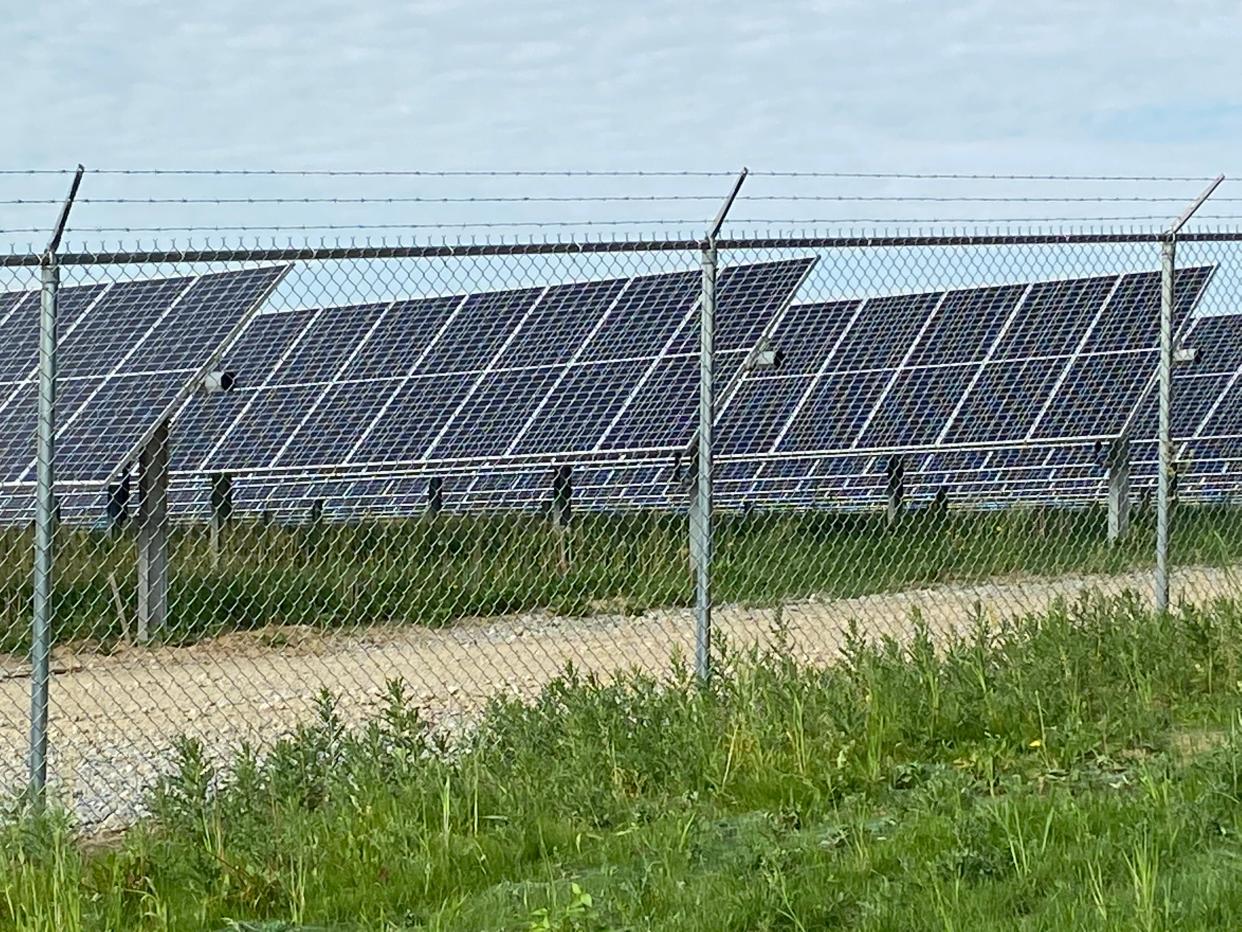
{"left": 1155, "top": 236, "right": 1175, "bottom": 614}
{"left": 29, "top": 258, "right": 58, "bottom": 801}
{"left": 693, "top": 240, "right": 716, "bottom": 683}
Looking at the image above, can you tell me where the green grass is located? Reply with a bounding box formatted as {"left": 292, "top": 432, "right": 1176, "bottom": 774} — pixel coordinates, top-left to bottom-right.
{"left": 8, "top": 593, "right": 1242, "bottom": 928}
{"left": 5, "top": 503, "right": 1242, "bottom": 652}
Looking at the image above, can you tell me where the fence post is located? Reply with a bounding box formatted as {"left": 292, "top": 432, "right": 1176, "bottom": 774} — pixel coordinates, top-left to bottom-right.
{"left": 28, "top": 259, "right": 58, "bottom": 802}
{"left": 1155, "top": 236, "right": 1175, "bottom": 613}
{"left": 137, "top": 420, "right": 171, "bottom": 643}
{"left": 692, "top": 240, "right": 716, "bottom": 683}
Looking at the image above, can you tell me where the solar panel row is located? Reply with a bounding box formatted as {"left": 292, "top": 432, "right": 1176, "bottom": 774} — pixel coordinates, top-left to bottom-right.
{"left": 172, "top": 259, "right": 815, "bottom": 474}
{"left": 0, "top": 266, "right": 288, "bottom": 484}
{"left": 0, "top": 257, "right": 1232, "bottom": 524}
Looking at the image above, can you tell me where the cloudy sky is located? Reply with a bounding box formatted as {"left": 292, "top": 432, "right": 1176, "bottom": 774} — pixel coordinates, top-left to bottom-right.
{"left": 5, "top": 1, "right": 1242, "bottom": 241}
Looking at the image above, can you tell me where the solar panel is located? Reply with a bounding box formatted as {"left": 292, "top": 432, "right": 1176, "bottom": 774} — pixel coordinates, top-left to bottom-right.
{"left": 175, "top": 259, "right": 816, "bottom": 477}
{"left": 0, "top": 266, "right": 287, "bottom": 484}
{"left": 717, "top": 266, "right": 1214, "bottom": 508}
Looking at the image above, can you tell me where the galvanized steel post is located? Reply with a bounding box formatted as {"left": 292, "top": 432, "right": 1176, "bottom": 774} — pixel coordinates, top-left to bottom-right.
{"left": 29, "top": 259, "right": 58, "bottom": 801}
{"left": 1155, "top": 237, "right": 1175, "bottom": 614}
{"left": 694, "top": 241, "right": 716, "bottom": 683}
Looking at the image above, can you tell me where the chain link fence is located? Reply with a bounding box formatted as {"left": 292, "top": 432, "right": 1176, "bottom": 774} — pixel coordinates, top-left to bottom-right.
{"left": 3, "top": 229, "right": 1242, "bottom": 828}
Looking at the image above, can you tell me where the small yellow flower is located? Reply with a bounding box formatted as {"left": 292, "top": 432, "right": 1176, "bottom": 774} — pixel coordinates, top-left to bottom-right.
{"left": 1028, "top": 738, "right": 1042, "bottom": 749}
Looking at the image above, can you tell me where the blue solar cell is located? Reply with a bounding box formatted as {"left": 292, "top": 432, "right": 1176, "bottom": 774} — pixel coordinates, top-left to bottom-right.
{"left": 1182, "top": 312, "right": 1242, "bottom": 374}
{"left": 711, "top": 258, "right": 815, "bottom": 351}
{"left": 993, "top": 275, "right": 1115, "bottom": 360}
{"left": 274, "top": 379, "right": 403, "bottom": 468}
{"left": 0, "top": 284, "right": 107, "bottom": 383}
{"left": 767, "top": 301, "right": 858, "bottom": 375}
{"left": 220, "top": 310, "right": 317, "bottom": 384}
{"left": 350, "top": 375, "right": 477, "bottom": 465}
{"left": 203, "top": 384, "right": 323, "bottom": 471}
{"left": 513, "top": 360, "right": 645, "bottom": 455}
{"left": 859, "top": 364, "right": 978, "bottom": 448}
{"left": 1035, "top": 351, "right": 1152, "bottom": 439}
{"left": 1084, "top": 267, "right": 1210, "bottom": 354}
{"left": 601, "top": 354, "right": 700, "bottom": 451}
{"left": 1129, "top": 371, "right": 1228, "bottom": 442}
{"left": 0, "top": 385, "right": 36, "bottom": 482}
{"left": 989, "top": 448, "right": 1051, "bottom": 470}
{"left": 825, "top": 292, "right": 942, "bottom": 373}
{"left": 273, "top": 303, "right": 388, "bottom": 385}
{"left": 172, "top": 392, "right": 249, "bottom": 472}
{"left": 58, "top": 277, "right": 194, "bottom": 376}
{"left": 415, "top": 288, "right": 543, "bottom": 375}
{"left": 340, "top": 296, "right": 461, "bottom": 380}
{"left": 0, "top": 380, "right": 97, "bottom": 482}
{"left": 717, "top": 375, "right": 813, "bottom": 455}
{"left": 943, "top": 358, "right": 1062, "bottom": 444}
{"left": 576, "top": 271, "right": 699, "bottom": 362}
{"left": 126, "top": 266, "right": 286, "bottom": 373}
{"left": 55, "top": 374, "right": 185, "bottom": 480}
{"left": 496, "top": 278, "right": 627, "bottom": 369}
{"left": 908, "top": 284, "right": 1024, "bottom": 366}
{"left": 1197, "top": 377, "right": 1242, "bottom": 440}
{"left": 430, "top": 367, "right": 563, "bottom": 459}
{"left": 778, "top": 369, "right": 891, "bottom": 452}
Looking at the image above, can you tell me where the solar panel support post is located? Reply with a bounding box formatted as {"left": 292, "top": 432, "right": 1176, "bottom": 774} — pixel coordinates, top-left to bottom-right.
{"left": 692, "top": 240, "right": 718, "bottom": 685}
{"left": 885, "top": 455, "right": 905, "bottom": 526}
{"left": 28, "top": 259, "right": 59, "bottom": 805}
{"left": 1106, "top": 438, "right": 1131, "bottom": 543}
{"left": 136, "top": 420, "right": 171, "bottom": 645}
{"left": 426, "top": 477, "right": 444, "bottom": 518}
{"left": 1156, "top": 237, "right": 1175, "bottom": 613}
{"left": 550, "top": 465, "right": 572, "bottom": 574}
{"left": 209, "top": 473, "right": 233, "bottom": 568}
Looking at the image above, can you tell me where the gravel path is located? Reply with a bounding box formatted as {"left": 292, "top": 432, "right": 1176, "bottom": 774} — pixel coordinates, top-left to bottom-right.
{"left": 0, "top": 565, "right": 1236, "bottom": 829}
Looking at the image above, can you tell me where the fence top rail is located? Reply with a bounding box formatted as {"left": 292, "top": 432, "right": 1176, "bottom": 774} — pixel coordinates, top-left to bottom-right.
{"left": 3, "top": 230, "right": 1242, "bottom": 266}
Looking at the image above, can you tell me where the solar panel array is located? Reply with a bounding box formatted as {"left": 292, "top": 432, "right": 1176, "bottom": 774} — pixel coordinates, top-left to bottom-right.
{"left": 713, "top": 266, "right": 1215, "bottom": 507}
{"left": 172, "top": 259, "right": 815, "bottom": 475}
{"left": 2, "top": 255, "right": 1234, "bottom": 524}
{"left": 0, "top": 266, "right": 287, "bottom": 485}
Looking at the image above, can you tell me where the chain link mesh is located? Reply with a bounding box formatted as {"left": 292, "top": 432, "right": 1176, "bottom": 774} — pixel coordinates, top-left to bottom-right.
{"left": 2, "top": 233, "right": 1242, "bottom": 828}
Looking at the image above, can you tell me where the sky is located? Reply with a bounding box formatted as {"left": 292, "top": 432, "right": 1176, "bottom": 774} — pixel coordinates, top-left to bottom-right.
{"left": 5, "top": 1, "right": 1242, "bottom": 243}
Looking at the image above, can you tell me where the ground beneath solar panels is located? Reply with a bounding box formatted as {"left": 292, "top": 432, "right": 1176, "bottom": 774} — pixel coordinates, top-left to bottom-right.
{"left": 0, "top": 563, "right": 1239, "bottom": 829}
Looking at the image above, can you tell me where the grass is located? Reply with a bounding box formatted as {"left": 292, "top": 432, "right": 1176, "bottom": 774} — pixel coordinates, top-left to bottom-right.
{"left": 4, "top": 503, "right": 1242, "bottom": 652}
{"left": 7, "top": 593, "right": 1242, "bottom": 928}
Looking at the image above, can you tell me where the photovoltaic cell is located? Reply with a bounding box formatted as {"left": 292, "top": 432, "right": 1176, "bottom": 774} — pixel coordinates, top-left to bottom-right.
{"left": 416, "top": 288, "right": 543, "bottom": 375}
{"left": 513, "top": 360, "right": 644, "bottom": 456}
{"left": 860, "top": 364, "right": 979, "bottom": 448}
{"left": 57, "top": 277, "right": 194, "bottom": 375}
{"left": 825, "top": 292, "right": 943, "bottom": 373}
{"left": 496, "top": 279, "right": 627, "bottom": 369}
{"left": 272, "top": 304, "right": 388, "bottom": 385}
{"left": 340, "top": 296, "right": 463, "bottom": 380}
{"left": 941, "top": 358, "right": 1064, "bottom": 444}
{"left": 0, "top": 284, "right": 107, "bottom": 384}
{"left": 429, "top": 367, "right": 563, "bottom": 459}
{"left": 993, "top": 275, "right": 1115, "bottom": 360}
{"left": 272, "top": 379, "right": 402, "bottom": 468}
{"left": 350, "top": 376, "right": 477, "bottom": 466}
{"left": 778, "top": 370, "right": 891, "bottom": 452}
{"left": 764, "top": 300, "right": 858, "bottom": 375}
{"left": 574, "top": 272, "right": 699, "bottom": 362}
{"left": 907, "top": 284, "right": 1024, "bottom": 366}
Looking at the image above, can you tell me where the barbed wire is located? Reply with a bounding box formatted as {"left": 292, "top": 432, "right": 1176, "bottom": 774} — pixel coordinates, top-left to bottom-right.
{"left": 749, "top": 171, "right": 1219, "bottom": 182}
{"left": 0, "top": 168, "right": 1220, "bottom": 182}
{"left": 0, "top": 195, "right": 1232, "bottom": 208}
{"left": 61, "top": 219, "right": 712, "bottom": 233}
